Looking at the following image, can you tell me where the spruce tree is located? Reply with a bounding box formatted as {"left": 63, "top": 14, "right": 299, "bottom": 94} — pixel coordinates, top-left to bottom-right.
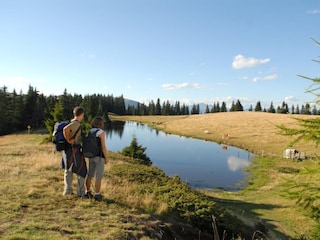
{"left": 235, "top": 99, "right": 243, "bottom": 111}
{"left": 254, "top": 101, "right": 262, "bottom": 112}
{"left": 121, "top": 136, "right": 152, "bottom": 166}
{"left": 278, "top": 38, "right": 320, "bottom": 145}
{"left": 268, "top": 101, "right": 276, "bottom": 113}
{"left": 221, "top": 102, "right": 227, "bottom": 112}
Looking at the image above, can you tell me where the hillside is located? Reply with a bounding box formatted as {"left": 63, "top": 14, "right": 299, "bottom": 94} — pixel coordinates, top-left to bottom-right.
{"left": 110, "top": 112, "right": 319, "bottom": 158}
{"left": 1, "top": 112, "right": 319, "bottom": 239}
{"left": 0, "top": 134, "right": 257, "bottom": 240}
{"left": 110, "top": 112, "right": 320, "bottom": 239}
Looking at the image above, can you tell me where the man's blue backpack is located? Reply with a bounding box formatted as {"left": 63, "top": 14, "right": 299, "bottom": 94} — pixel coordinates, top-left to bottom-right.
{"left": 52, "top": 122, "right": 69, "bottom": 152}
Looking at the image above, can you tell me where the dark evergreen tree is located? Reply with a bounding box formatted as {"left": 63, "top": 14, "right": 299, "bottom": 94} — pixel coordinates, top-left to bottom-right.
{"left": 114, "top": 95, "right": 126, "bottom": 115}
{"left": 300, "top": 104, "right": 306, "bottom": 114}
{"left": 121, "top": 136, "right": 152, "bottom": 166}
{"left": 229, "top": 101, "right": 235, "bottom": 112}
{"left": 148, "top": 100, "right": 155, "bottom": 115}
{"left": 296, "top": 104, "right": 300, "bottom": 114}
{"left": 210, "top": 103, "right": 216, "bottom": 113}
{"left": 23, "top": 85, "right": 41, "bottom": 129}
{"left": 9, "top": 90, "right": 24, "bottom": 131}
{"left": 235, "top": 99, "right": 243, "bottom": 111}
{"left": 174, "top": 101, "right": 181, "bottom": 115}
{"left": 155, "top": 98, "right": 161, "bottom": 115}
{"left": 205, "top": 105, "right": 210, "bottom": 113}
{"left": 305, "top": 103, "right": 311, "bottom": 115}
{"left": 267, "top": 101, "right": 276, "bottom": 113}
{"left": 277, "top": 101, "right": 288, "bottom": 114}
{"left": 191, "top": 104, "right": 200, "bottom": 114}
{"left": 221, "top": 102, "right": 227, "bottom": 112}
{"left": 181, "top": 104, "right": 189, "bottom": 115}
{"left": 216, "top": 102, "right": 221, "bottom": 112}
{"left": 254, "top": 101, "right": 262, "bottom": 112}
{"left": 0, "top": 87, "right": 10, "bottom": 135}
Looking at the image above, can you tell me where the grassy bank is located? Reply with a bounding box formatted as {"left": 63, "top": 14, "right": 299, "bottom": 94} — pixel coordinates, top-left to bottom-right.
{"left": 0, "top": 133, "right": 257, "bottom": 240}
{"left": 110, "top": 112, "right": 320, "bottom": 239}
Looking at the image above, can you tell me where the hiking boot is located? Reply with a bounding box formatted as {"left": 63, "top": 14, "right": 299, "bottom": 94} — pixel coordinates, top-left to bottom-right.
{"left": 94, "top": 193, "right": 103, "bottom": 201}
{"left": 84, "top": 191, "right": 93, "bottom": 199}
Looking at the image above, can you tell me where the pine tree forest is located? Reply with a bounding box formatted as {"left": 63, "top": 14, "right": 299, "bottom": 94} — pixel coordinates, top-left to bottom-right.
{"left": 1, "top": 85, "right": 319, "bottom": 136}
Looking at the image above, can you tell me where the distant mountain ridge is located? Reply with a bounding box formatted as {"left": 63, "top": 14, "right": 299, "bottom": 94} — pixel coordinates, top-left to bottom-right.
{"left": 124, "top": 98, "right": 139, "bottom": 108}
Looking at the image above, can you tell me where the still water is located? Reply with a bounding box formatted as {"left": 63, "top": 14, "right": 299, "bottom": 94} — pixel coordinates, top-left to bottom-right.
{"left": 106, "top": 121, "right": 254, "bottom": 190}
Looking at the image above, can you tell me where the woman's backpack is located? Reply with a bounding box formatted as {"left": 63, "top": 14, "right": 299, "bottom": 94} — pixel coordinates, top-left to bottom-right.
{"left": 82, "top": 129, "right": 101, "bottom": 158}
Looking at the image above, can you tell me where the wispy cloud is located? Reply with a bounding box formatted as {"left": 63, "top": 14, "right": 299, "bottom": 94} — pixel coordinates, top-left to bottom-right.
{"left": 284, "top": 96, "right": 298, "bottom": 102}
{"left": 252, "top": 74, "right": 278, "bottom": 83}
{"left": 232, "top": 54, "right": 270, "bottom": 69}
{"left": 162, "top": 82, "right": 201, "bottom": 90}
{"left": 308, "top": 9, "right": 320, "bottom": 14}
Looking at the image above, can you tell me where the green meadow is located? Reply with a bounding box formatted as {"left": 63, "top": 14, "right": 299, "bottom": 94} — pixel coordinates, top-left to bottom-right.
{"left": 1, "top": 112, "right": 319, "bottom": 239}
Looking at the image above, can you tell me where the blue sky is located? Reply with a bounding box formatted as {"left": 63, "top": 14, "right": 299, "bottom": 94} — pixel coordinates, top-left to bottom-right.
{"left": 1, "top": 1, "right": 319, "bottom": 109}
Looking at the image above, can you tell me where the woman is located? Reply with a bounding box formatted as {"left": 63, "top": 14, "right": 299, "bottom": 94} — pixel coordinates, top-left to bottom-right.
{"left": 84, "top": 116, "right": 108, "bottom": 201}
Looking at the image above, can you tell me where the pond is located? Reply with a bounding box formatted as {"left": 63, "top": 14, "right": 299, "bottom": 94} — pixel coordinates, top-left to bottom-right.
{"left": 105, "top": 121, "right": 254, "bottom": 190}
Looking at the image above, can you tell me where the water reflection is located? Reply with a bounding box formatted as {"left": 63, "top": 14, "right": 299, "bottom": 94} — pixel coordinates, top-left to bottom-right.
{"left": 106, "top": 121, "right": 254, "bottom": 190}
{"left": 227, "top": 156, "right": 251, "bottom": 172}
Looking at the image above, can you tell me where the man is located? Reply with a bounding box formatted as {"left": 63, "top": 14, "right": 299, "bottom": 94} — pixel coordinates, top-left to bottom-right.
{"left": 62, "top": 106, "right": 85, "bottom": 197}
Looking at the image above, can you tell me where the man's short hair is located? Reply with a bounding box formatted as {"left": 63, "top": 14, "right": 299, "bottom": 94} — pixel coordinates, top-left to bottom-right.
{"left": 73, "top": 106, "right": 84, "bottom": 117}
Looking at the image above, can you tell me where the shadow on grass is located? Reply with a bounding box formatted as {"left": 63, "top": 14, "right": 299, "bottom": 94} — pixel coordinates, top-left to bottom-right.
{"left": 207, "top": 196, "right": 290, "bottom": 240}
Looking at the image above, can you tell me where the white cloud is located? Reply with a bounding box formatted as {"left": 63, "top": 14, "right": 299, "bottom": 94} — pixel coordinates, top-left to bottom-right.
{"left": 232, "top": 54, "right": 270, "bottom": 69}
{"left": 284, "top": 96, "right": 298, "bottom": 102}
{"left": 162, "top": 82, "right": 201, "bottom": 90}
{"left": 308, "top": 9, "right": 320, "bottom": 14}
{"left": 252, "top": 74, "right": 278, "bottom": 83}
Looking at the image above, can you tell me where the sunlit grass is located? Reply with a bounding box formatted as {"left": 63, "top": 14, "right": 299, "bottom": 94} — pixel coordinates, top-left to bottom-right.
{"left": 112, "top": 112, "right": 320, "bottom": 239}
{"left": 111, "top": 112, "right": 318, "bottom": 158}
{"left": 0, "top": 134, "right": 234, "bottom": 239}
{"left": 1, "top": 111, "right": 320, "bottom": 239}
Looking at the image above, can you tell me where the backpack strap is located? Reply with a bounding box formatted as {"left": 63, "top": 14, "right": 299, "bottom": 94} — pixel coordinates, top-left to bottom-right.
{"left": 71, "top": 126, "right": 81, "bottom": 140}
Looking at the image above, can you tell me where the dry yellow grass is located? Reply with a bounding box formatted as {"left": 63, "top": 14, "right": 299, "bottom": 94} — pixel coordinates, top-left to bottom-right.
{"left": 111, "top": 112, "right": 319, "bottom": 157}
{"left": 0, "top": 134, "right": 214, "bottom": 239}
{"left": 2, "top": 113, "right": 320, "bottom": 239}
{"left": 110, "top": 112, "right": 320, "bottom": 238}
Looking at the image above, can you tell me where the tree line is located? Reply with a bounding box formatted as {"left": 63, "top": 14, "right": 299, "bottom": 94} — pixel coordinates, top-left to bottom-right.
{"left": 0, "top": 86, "right": 125, "bottom": 136}
{"left": 0, "top": 85, "right": 318, "bottom": 136}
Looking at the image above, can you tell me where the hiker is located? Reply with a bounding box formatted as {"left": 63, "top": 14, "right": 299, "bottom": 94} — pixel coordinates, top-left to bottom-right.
{"left": 84, "top": 116, "right": 108, "bottom": 201}
{"left": 62, "top": 106, "right": 86, "bottom": 197}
